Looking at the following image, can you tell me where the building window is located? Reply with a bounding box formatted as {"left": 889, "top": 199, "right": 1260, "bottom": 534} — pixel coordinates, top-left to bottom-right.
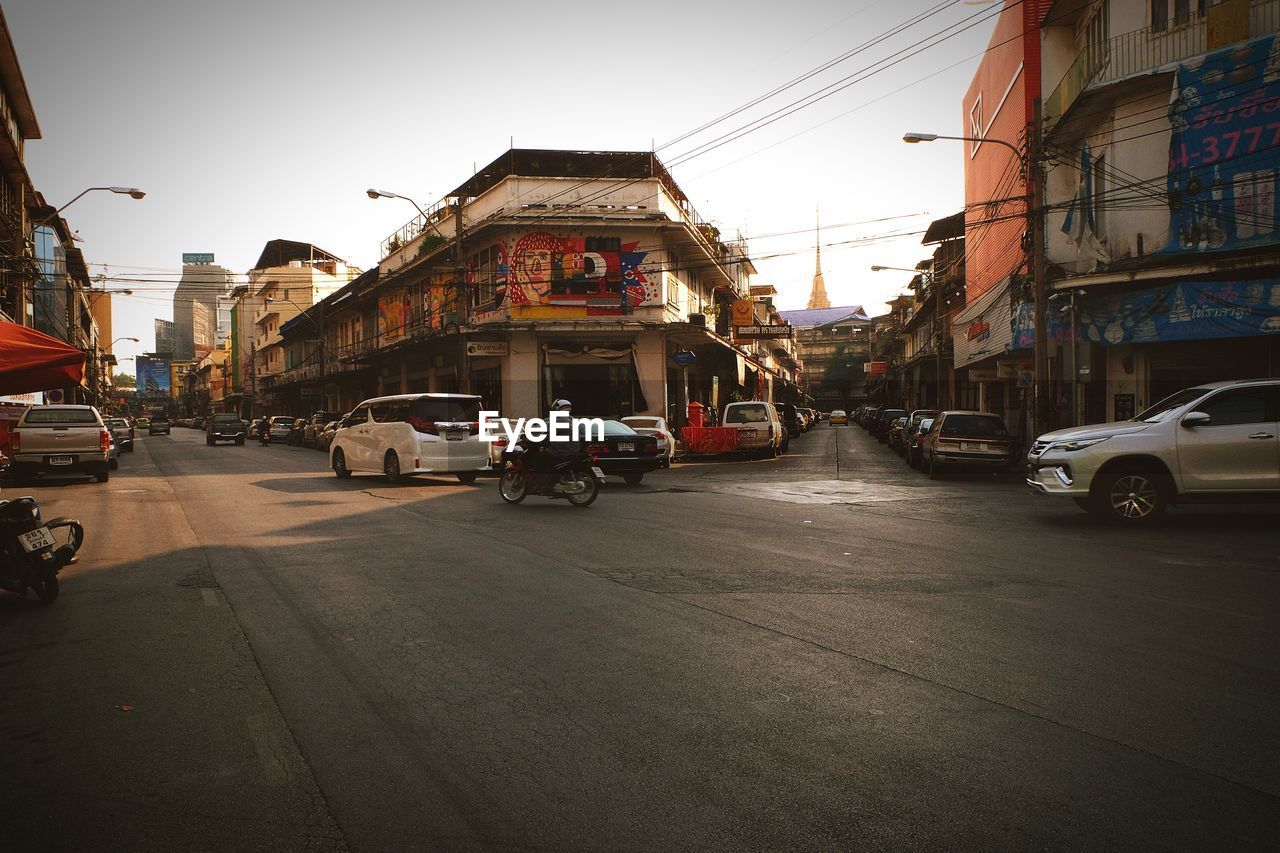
{"left": 1152, "top": 0, "right": 1169, "bottom": 31}
{"left": 1084, "top": 1, "right": 1109, "bottom": 78}
{"left": 968, "top": 94, "right": 983, "bottom": 156}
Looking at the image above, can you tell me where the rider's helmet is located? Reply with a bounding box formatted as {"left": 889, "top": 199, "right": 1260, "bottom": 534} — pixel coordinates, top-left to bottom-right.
{"left": 551, "top": 399, "right": 572, "bottom": 413}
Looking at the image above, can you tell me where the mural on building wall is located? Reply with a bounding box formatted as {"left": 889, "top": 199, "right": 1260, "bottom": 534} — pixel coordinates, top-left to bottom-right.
{"left": 1164, "top": 33, "right": 1280, "bottom": 253}
{"left": 472, "top": 232, "right": 659, "bottom": 321}
{"left": 378, "top": 288, "right": 412, "bottom": 341}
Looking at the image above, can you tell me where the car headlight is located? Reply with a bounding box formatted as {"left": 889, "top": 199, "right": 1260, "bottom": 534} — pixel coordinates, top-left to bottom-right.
{"left": 1049, "top": 437, "right": 1110, "bottom": 453}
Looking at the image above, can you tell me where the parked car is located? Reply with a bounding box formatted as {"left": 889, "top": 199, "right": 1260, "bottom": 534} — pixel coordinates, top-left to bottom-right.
{"left": 901, "top": 410, "right": 940, "bottom": 458}
{"left": 1026, "top": 379, "right": 1280, "bottom": 524}
{"left": 905, "top": 417, "right": 935, "bottom": 469}
{"left": 776, "top": 403, "right": 801, "bottom": 444}
{"left": 829, "top": 409, "right": 848, "bottom": 426}
{"left": 722, "top": 401, "right": 785, "bottom": 457}
{"left": 621, "top": 416, "right": 675, "bottom": 468}
{"left": 303, "top": 411, "right": 343, "bottom": 448}
{"left": 267, "top": 416, "right": 296, "bottom": 443}
{"left": 206, "top": 413, "right": 247, "bottom": 446}
{"left": 9, "top": 405, "right": 111, "bottom": 483}
{"left": 315, "top": 421, "right": 341, "bottom": 452}
{"left": 149, "top": 414, "right": 171, "bottom": 435}
{"left": 858, "top": 406, "right": 878, "bottom": 428}
{"left": 887, "top": 417, "right": 909, "bottom": 453}
{"left": 135, "top": 416, "right": 151, "bottom": 429}
{"left": 874, "top": 408, "right": 907, "bottom": 442}
{"left": 285, "top": 418, "right": 308, "bottom": 446}
{"left": 585, "top": 419, "right": 662, "bottom": 485}
{"left": 103, "top": 417, "right": 134, "bottom": 453}
{"left": 921, "top": 411, "right": 1013, "bottom": 479}
{"left": 329, "top": 393, "right": 490, "bottom": 484}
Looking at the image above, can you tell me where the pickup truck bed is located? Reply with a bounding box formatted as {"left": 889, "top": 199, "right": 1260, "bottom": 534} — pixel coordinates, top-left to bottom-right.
{"left": 11, "top": 405, "right": 110, "bottom": 483}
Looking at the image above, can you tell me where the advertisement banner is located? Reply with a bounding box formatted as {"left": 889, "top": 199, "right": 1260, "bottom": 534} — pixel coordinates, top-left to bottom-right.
{"left": 1077, "top": 279, "right": 1280, "bottom": 346}
{"left": 136, "top": 357, "right": 171, "bottom": 396}
{"left": 1165, "top": 34, "right": 1280, "bottom": 254}
{"left": 378, "top": 288, "right": 410, "bottom": 341}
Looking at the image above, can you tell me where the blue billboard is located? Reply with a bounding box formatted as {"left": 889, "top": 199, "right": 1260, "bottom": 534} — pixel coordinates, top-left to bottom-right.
{"left": 136, "top": 357, "right": 171, "bottom": 396}
{"left": 1165, "top": 33, "right": 1280, "bottom": 254}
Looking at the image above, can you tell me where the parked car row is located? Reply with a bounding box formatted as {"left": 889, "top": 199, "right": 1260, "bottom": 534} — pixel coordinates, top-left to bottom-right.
{"left": 854, "top": 403, "right": 1015, "bottom": 479}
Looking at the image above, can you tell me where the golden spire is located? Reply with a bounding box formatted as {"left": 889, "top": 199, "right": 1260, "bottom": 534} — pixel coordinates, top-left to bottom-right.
{"left": 807, "top": 207, "right": 830, "bottom": 309}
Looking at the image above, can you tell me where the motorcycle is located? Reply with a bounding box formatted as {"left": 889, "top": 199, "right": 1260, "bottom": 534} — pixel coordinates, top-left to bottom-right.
{"left": 498, "top": 442, "right": 603, "bottom": 507}
{"left": 0, "top": 494, "right": 83, "bottom": 604}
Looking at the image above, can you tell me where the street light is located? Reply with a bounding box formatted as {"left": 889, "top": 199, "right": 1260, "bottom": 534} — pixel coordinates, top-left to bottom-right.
{"left": 902, "top": 127, "right": 1046, "bottom": 434}
{"left": 366, "top": 188, "right": 448, "bottom": 240}
{"left": 41, "top": 186, "right": 146, "bottom": 224}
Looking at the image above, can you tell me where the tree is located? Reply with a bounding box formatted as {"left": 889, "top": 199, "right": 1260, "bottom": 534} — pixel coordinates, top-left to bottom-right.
{"left": 821, "top": 343, "right": 866, "bottom": 403}
{"left": 112, "top": 373, "right": 136, "bottom": 389}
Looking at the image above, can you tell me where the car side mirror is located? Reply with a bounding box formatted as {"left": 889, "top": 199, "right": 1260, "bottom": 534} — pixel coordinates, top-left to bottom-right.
{"left": 1181, "top": 411, "right": 1211, "bottom": 428}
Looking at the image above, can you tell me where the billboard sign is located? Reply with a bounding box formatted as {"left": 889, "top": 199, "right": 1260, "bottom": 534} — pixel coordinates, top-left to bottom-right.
{"left": 136, "top": 357, "right": 171, "bottom": 396}
{"left": 732, "top": 325, "right": 793, "bottom": 340}
{"left": 182, "top": 253, "right": 215, "bottom": 264}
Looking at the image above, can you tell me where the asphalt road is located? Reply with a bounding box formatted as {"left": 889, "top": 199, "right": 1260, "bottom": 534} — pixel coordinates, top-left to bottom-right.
{"left": 2, "top": 423, "right": 1278, "bottom": 851}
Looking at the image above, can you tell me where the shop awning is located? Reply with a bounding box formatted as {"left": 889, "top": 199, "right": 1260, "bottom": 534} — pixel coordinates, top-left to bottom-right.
{"left": 0, "top": 322, "right": 86, "bottom": 395}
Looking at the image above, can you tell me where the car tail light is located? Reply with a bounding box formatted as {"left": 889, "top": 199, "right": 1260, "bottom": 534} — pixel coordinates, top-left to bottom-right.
{"left": 586, "top": 443, "right": 608, "bottom": 458}
{"left": 99, "top": 430, "right": 110, "bottom": 453}
{"left": 493, "top": 437, "right": 508, "bottom": 448}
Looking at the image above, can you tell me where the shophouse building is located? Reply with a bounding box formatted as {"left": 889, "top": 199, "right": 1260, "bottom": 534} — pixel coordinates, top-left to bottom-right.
{"left": 302, "top": 149, "right": 797, "bottom": 425}
{"left": 1039, "top": 0, "right": 1280, "bottom": 424}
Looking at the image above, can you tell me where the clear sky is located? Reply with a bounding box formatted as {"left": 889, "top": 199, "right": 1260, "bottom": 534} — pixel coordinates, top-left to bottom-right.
{"left": 10, "top": 0, "right": 998, "bottom": 373}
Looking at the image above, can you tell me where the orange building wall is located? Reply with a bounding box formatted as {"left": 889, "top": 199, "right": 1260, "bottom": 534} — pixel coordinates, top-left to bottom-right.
{"left": 962, "top": 0, "right": 1042, "bottom": 303}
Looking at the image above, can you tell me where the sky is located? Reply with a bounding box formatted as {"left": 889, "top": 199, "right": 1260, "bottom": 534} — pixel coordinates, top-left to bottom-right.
{"left": 10, "top": 0, "right": 999, "bottom": 373}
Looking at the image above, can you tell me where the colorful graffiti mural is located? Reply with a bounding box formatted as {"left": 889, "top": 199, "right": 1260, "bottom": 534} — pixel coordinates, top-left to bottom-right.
{"left": 474, "top": 233, "right": 659, "bottom": 319}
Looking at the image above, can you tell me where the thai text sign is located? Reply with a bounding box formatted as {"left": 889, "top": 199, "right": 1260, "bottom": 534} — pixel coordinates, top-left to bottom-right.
{"left": 732, "top": 325, "right": 792, "bottom": 340}
{"left": 1165, "top": 34, "right": 1280, "bottom": 254}
{"left": 1077, "top": 279, "right": 1280, "bottom": 346}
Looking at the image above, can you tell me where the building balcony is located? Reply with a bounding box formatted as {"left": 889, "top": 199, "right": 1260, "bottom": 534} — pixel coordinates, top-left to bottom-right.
{"left": 1045, "top": 0, "right": 1279, "bottom": 135}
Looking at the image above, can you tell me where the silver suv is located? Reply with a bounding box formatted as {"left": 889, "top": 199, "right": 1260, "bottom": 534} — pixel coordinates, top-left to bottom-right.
{"left": 1027, "top": 379, "right": 1280, "bottom": 523}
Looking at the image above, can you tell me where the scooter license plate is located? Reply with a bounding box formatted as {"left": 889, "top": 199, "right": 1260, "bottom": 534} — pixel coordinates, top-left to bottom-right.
{"left": 591, "top": 467, "right": 605, "bottom": 479}
{"left": 18, "top": 526, "right": 54, "bottom": 553}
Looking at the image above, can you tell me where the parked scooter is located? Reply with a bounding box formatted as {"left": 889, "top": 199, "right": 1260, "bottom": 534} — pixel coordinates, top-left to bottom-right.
{"left": 498, "top": 442, "right": 603, "bottom": 507}
{"left": 0, "top": 494, "right": 83, "bottom": 604}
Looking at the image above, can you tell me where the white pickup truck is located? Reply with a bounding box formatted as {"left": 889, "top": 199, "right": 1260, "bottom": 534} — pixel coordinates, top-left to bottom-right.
{"left": 10, "top": 405, "right": 111, "bottom": 484}
{"left": 1027, "top": 379, "right": 1280, "bottom": 524}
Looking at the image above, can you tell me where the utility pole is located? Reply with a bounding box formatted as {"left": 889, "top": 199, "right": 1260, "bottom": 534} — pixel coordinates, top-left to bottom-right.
{"left": 1030, "top": 98, "right": 1049, "bottom": 438}
{"left": 454, "top": 196, "right": 470, "bottom": 394}
{"left": 933, "top": 265, "right": 944, "bottom": 409}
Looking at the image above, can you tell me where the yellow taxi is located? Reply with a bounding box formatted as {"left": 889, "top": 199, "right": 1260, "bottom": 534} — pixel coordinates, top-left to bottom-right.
{"left": 829, "top": 409, "right": 848, "bottom": 425}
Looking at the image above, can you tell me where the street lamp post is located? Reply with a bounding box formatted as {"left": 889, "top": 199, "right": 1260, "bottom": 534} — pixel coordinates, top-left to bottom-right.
{"left": 39, "top": 186, "right": 146, "bottom": 225}
{"left": 903, "top": 124, "right": 1047, "bottom": 435}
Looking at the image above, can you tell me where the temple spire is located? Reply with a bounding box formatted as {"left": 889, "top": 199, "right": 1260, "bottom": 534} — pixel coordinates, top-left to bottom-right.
{"left": 807, "top": 207, "right": 831, "bottom": 309}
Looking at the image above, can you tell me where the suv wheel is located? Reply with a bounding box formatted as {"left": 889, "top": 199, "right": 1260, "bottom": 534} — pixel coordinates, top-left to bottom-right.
{"left": 383, "top": 450, "right": 402, "bottom": 484}
{"left": 1092, "top": 469, "right": 1168, "bottom": 524}
{"left": 332, "top": 448, "right": 352, "bottom": 479}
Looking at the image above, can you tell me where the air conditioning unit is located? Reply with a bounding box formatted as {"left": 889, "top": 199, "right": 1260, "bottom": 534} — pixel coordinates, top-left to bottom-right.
{"left": 688, "top": 313, "right": 706, "bottom": 327}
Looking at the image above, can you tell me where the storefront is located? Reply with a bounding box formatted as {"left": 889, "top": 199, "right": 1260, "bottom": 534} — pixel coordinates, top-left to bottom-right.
{"left": 952, "top": 277, "right": 1023, "bottom": 436}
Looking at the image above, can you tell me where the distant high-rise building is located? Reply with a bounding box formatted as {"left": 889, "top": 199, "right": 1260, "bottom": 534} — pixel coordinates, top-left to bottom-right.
{"left": 174, "top": 258, "right": 233, "bottom": 360}
{"left": 807, "top": 211, "right": 830, "bottom": 310}
{"left": 154, "top": 318, "right": 177, "bottom": 357}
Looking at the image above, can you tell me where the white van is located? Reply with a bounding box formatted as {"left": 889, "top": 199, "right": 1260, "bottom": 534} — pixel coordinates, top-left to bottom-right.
{"left": 722, "top": 401, "right": 784, "bottom": 457}
{"left": 330, "top": 393, "right": 490, "bottom": 484}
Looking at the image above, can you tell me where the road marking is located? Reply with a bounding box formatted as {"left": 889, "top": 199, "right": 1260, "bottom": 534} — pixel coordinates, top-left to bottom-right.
{"left": 687, "top": 479, "right": 952, "bottom": 505}
{"left": 200, "top": 589, "right": 220, "bottom": 607}
{"left": 245, "top": 713, "right": 289, "bottom": 786}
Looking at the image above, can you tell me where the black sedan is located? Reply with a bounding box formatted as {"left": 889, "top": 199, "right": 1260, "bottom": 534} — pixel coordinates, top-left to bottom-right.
{"left": 583, "top": 419, "right": 661, "bottom": 486}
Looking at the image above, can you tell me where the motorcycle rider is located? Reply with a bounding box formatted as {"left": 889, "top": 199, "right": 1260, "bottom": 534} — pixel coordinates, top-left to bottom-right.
{"left": 527, "top": 399, "right": 581, "bottom": 488}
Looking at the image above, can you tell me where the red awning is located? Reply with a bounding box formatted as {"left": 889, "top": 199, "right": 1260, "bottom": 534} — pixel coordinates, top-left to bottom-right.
{"left": 0, "top": 322, "right": 86, "bottom": 395}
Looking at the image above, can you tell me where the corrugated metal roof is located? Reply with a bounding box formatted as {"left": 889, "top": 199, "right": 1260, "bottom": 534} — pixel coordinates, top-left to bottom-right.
{"left": 777, "top": 305, "right": 869, "bottom": 329}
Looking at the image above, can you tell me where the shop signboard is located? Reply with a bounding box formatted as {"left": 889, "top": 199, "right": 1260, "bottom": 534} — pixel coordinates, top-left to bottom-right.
{"left": 1077, "top": 278, "right": 1280, "bottom": 346}
{"left": 1164, "top": 34, "right": 1280, "bottom": 255}
{"left": 673, "top": 350, "right": 697, "bottom": 366}
{"left": 182, "top": 253, "right": 215, "bottom": 264}
{"left": 465, "top": 341, "right": 509, "bottom": 357}
{"left": 968, "top": 368, "right": 999, "bottom": 381}
{"left": 732, "top": 324, "right": 792, "bottom": 340}
{"left": 867, "top": 360, "right": 888, "bottom": 377}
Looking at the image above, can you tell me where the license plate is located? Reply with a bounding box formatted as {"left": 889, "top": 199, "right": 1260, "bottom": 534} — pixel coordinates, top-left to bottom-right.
{"left": 962, "top": 442, "right": 987, "bottom": 451}
{"left": 591, "top": 467, "right": 605, "bottom": 479}
{"left": 18, "top": 526, "right": 54, "bottom": 553}
{"left": 617, "top": 442, "right": 634, "bottom": 452}
{"left": 445, "top": 430, "right": 466, "bottom": 441}
{"left": 50, "top": 456, "right": 74, "bottom": 466}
